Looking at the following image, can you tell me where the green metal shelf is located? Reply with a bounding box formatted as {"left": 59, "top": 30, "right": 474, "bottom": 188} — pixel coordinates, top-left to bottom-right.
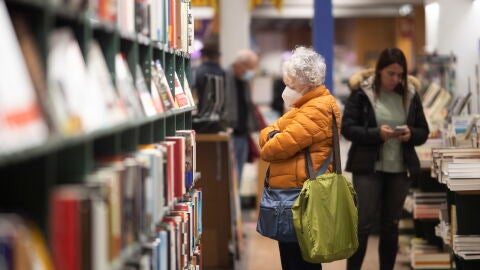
{"left": 0, "top": 107, "right": 195, "bottom": 167}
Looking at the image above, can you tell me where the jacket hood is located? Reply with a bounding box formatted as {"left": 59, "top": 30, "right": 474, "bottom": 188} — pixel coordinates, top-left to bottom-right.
{"left": 348, "top": 68, "right": 421, "bottom": 111}
{"left": 348, "top": 68, "right": 421, "bottom": 93}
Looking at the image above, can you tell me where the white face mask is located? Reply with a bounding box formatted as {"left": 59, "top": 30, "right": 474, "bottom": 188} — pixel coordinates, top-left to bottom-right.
{"left": 282, "top": 86, "right": 302, "bottom": 109}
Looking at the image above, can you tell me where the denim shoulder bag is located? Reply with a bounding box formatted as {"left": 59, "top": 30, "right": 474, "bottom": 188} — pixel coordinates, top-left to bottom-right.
{"left": 256, "top": 150, "right": 331, "bottom": 242}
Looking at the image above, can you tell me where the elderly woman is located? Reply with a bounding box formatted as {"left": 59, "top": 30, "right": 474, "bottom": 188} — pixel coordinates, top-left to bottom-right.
{"left": 259, "top": 46, "right": 340, "bottom": 270}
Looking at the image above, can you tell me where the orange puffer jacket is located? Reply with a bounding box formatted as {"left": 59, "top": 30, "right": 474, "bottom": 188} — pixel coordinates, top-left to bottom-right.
{"left": 259, "top": 85, "right": 341, "bottom": 188}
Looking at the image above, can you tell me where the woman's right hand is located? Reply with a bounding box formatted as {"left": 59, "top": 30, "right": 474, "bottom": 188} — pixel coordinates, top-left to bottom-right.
{"left": 379, "top": 125, "right": 396, "bottom": 141}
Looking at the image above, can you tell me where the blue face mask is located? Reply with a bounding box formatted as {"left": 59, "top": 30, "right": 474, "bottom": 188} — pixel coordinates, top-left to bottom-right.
{"left": 242, "top": 70, "right": 255, "bottom": 81}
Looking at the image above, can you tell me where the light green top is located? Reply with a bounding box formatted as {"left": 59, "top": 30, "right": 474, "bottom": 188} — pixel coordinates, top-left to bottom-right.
{"left": 374, "top": 90, "right": 406, "bottom": 173}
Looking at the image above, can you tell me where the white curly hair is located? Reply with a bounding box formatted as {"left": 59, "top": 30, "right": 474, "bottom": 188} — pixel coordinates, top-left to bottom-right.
{"left": 282, "top": 46, "right": 326, "bottom": 91}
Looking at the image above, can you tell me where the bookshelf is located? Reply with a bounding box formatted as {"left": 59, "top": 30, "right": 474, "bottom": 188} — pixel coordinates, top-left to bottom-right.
{"left": 196, "top": 133, "right": 243, "bottom": 269}
{"left": 429, "top": 147, "right": 480, "bottom": 269}
{"left": 0, "top": 0, "right": 200, "bottom": 269}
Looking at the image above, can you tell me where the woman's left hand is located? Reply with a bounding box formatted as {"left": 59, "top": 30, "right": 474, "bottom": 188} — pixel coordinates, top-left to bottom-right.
{"left": 398, "top": 127, "right": 411, "bottom": 142}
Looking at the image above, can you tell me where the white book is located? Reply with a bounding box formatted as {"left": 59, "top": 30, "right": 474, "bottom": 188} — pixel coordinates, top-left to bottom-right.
{"left": 115, "top": 54, "right": 145, "bottom": 119}
{"left": 87, "top": 42, "right": 128, "bottom": 124}
{"left": 49, "top": 29, "right": 105, "bottom": 133}
{"left": 0, "top": 1, "right": 48, "bottom": 154}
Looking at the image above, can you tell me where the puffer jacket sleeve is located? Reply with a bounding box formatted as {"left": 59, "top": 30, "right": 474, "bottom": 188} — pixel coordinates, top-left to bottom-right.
{"left": 259, "top": 123, "right": 280, "bottom": 148}
{"left": 406, "top": 93, "right": 429, "bottom": 146}
{"left": 341, "top": 90, "right": 383, "bottom": 145}
{"left": 260, "top": 101, "right": 330, "bottom": 162}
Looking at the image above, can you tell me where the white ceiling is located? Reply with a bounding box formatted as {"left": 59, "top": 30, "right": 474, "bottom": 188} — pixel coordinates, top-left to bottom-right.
{"left": 251, "top": 0, "right": 425, "bottom": 18}
{"left": 191, "top": 0, "right": 426, "bottom": 20}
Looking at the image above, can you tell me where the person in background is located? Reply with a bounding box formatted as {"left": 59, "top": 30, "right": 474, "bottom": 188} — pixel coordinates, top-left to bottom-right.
{"left": 341, "top": 47, "right": 429, "bottom": 270}
{"left": 259, "top": 46, "right": 340, "bottom": 270}
{"left": 271, "top": 76, "right": 286, "bottom": 117}
{"left": 224, "top": 49, "right": 261, "bottom": 185}
{"left": 192, "top": 42, "right": 225, "bottom": 111}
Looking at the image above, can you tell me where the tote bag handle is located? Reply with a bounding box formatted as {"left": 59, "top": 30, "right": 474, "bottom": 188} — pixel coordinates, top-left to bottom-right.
{"left": 304, "top": 109, "right": 341, "bottom": 179}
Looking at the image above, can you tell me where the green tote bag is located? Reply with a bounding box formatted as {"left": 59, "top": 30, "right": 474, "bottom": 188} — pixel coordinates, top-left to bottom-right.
{"left": 292, "top": 111, "right": 359, "bottom": 263}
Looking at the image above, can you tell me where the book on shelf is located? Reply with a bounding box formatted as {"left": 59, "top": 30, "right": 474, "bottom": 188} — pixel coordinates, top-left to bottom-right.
{"left": 115, "top": 53, "right": 145, "bottom": 119}
{"left": 453, "top": 235, "right": 480, "bottom": 260}
{"left": 152, "top": 60, "right": 177, "bottom": 111}
{"left": 137, "top": 146, "right": 167, "bottom": 234}
{"left": 150, "top": 77, "right": 166, "bottom": 113}
{"left": 173, "top": 72, "right": 189, "bottom": 108}
{"left": 135, "top": 64, "right": 158, "bottom": 117}
{"left": 87, "top": 42, "right": 128, "bottom": 125}
{"left": 176, "top": 129, "right": 196, "bottom": 189}
{"left": 159, "top": 141, "right": 176, "bottom": 207}
{"left": 135, "top": 0, "right": 150, "bottom": 38}
{"left": 49, "top": 28, "right": 120, "bottom": 134}
{"left": 95, "top": 0, "right": 117, "bottom": 23}
{"left": 0, "top": 1, "right": 49, "bottom": 154}
{"left": 0, "top": 215, "right": 54, "bottom": 270}
{"left": 183, "top": 74, "right": 196, "bottom": 107}
{"left": 150, "top": 0, "right": 164, "bottom": 42}
{"left": 410, "top": 237, "right": 451, "bottom": 269}
{"left": 11, "top": 12, "right": 56, "bottom": 135}
{"left": 117, "top": 0, "right": 135, "bottom": 34}
{"left": 165, "top": 136, "right": 186, "bottom": 198}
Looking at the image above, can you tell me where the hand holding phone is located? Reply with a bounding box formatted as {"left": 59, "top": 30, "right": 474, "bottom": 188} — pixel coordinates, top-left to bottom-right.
{"left": 394, "top": 125, "right": 408, "bottom": 133}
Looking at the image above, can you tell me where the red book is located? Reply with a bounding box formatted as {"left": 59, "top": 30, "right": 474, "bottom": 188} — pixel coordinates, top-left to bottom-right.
{"left": 160, "top": 141, "right": 176, "bottom": 205}
{"left": 165, "top": 136, "right": 186, "bottom": 198}
{"left": 50, "top": 187, "right": 85, "bottom": 270}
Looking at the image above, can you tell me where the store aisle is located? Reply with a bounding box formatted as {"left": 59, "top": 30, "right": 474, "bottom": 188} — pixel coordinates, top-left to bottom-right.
{"left": 238, "top": 209, "right": 410, "bottom": 270}
{"left": 237, "top": 135, "right": 410, "bottom": 269}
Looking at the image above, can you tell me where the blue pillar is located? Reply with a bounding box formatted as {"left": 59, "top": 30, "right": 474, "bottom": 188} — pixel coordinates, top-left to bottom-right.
{"left": 313, "top": 0, "right": 334, "bottom": 93}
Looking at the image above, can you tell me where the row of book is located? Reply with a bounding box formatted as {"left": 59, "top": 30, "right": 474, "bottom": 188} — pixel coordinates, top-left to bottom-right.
{"left": 0, "top": 2, "right": 195, "bottom": 155}
{"left": 0, "top": 130, "right": 200, "bottom": 270}
{"left": 51, "top": 0, "right": 194, "bottom": 52}
{"left": 431, "top": 148, "right": 480, "bottom": 191}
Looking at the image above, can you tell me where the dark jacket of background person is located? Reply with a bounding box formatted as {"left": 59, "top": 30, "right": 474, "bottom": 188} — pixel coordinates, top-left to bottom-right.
{"left": 224, "top": 69, "right": 260, "bottom": 134}
{"left": 341, "top": 69, "right": 429, "bottom": 176}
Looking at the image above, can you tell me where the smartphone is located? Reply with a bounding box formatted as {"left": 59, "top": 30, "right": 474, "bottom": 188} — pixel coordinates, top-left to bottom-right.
{"left": 394, "top": 125, "right": 408, "bottom": 132}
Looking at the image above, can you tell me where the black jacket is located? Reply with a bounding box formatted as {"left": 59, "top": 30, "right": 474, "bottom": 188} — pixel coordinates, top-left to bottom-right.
{"left": 341, "top": 70, "right": 429, "bottom": 176}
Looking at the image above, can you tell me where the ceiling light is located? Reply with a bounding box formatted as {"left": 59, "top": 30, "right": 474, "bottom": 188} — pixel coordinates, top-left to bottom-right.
{"left": 399, "top": 4, "right": 413, "bottom": 16}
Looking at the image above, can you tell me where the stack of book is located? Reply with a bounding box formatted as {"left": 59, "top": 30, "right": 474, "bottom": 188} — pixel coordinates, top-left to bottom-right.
{"left": 410, "top": 238, "right": 452, "bottom": 269}
{"left": 431, "top": 148, "right": 480, "bottom": 191}
{"left": 413, "top": 191, "right": 447, "bottom": 220}
{"left": 453, "top": 235, "right": 480, "bottom": 260}
{"left": 445, "top": 161, "right": 480, "bottom": 191}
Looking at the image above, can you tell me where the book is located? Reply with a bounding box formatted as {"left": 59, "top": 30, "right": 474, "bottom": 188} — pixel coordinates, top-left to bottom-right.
{"left": 135, "top": 0, "right": 150, "bottom": 37}
{"left": 0, "top": 1, "right": 48, "bottom": 154}
{"left": 50, "top": 185, "right": 88, "bottom": 270}
{"left": 117, "top": 0, "right": 135, "bottom": 34}
{"left": 87, "top": 42, "right": 128, "bottom": 125}
{"left": 115, "top": 53, "right": 145, "bottom": 119}
{"left": 11, "top": 12, "right": 55, "bottom": 135}
{"left": 183, "top": 75, "right": 196, "bottom": 107}
{"left": 135, "top": 64, "right": 158, "bottom": 117}
{"left": 159, "top": 142, "right": 176, "bottom": 207}
{"left": 173, "top": 72, "right": 189, "bottom": 108}
{"left": 150, "top": 71, "right": 165, "bottom": 113}
{"left": 176, "top": 130, "right": 196, "bottom": 189}
{"left": 152, "top": 60, "right": 177, "bottom": 110}
{"left": 166, "top": 136, "right": 186, "bottom": 198}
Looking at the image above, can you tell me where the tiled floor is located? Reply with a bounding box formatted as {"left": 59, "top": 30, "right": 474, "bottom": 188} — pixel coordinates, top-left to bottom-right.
{"left": 237, "top": 210, "right": 410, "bottom": 270}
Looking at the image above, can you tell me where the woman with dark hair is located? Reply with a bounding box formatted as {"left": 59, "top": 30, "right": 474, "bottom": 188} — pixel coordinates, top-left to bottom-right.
{"left": 341, "top": 47, "right": 429, "bottom": 270}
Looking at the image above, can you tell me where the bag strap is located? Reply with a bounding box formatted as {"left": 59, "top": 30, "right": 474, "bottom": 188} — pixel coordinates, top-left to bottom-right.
{"left": 304, "top": 109, "right": 342, "bottom": 178}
